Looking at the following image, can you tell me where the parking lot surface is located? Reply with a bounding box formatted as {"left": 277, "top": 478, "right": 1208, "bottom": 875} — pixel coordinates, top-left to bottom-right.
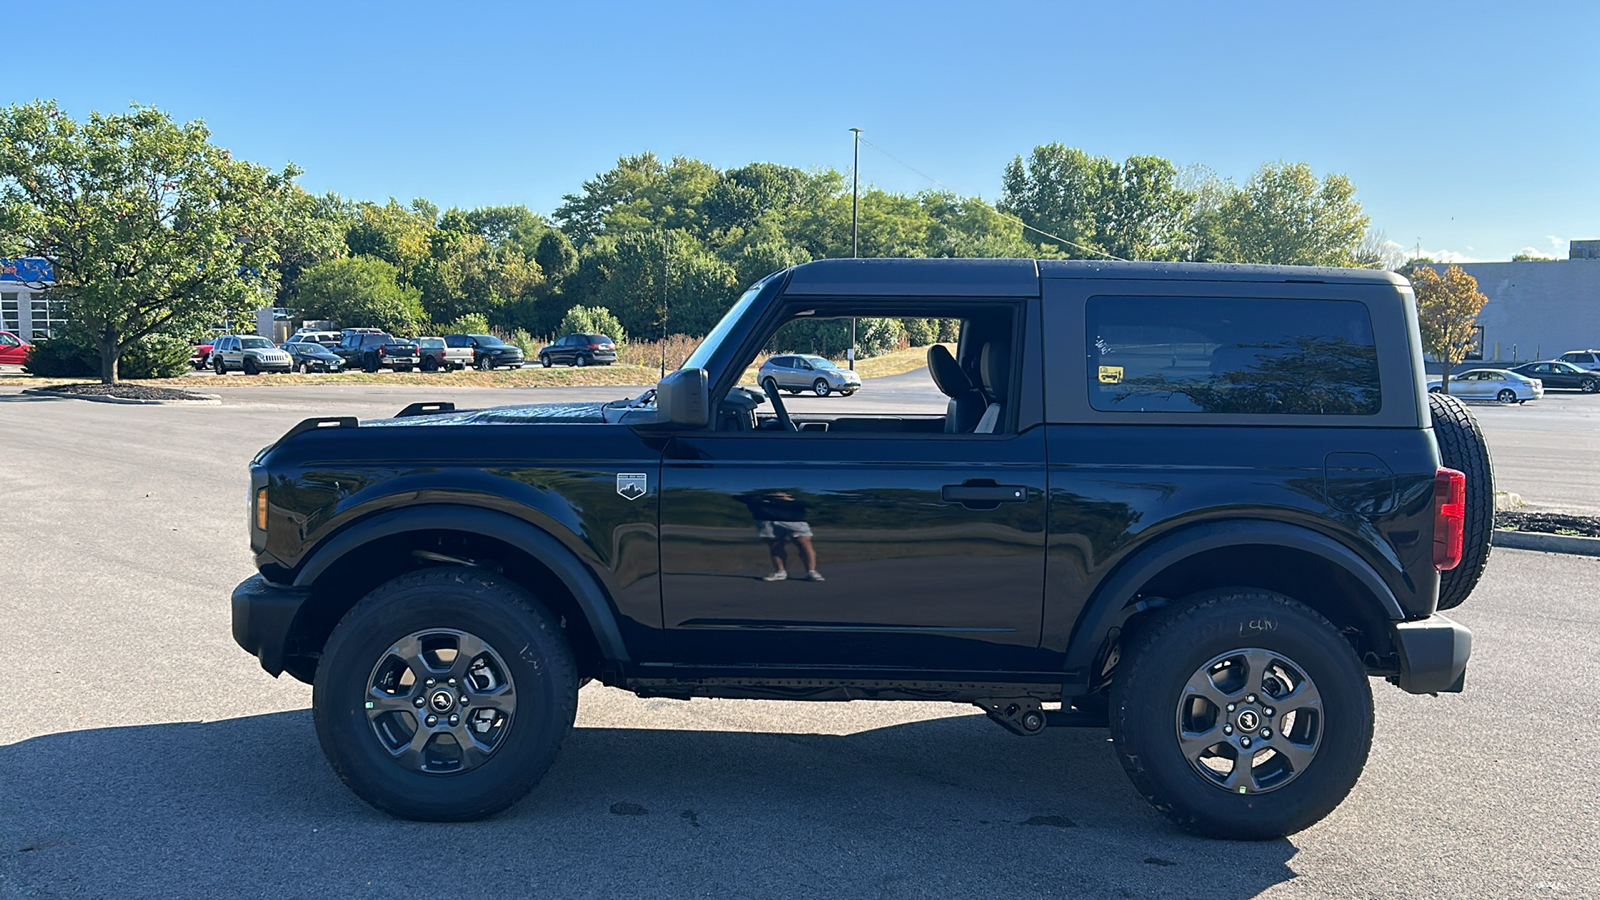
{"left": 2, "top": 382, "right": 1597, "bottom": 899}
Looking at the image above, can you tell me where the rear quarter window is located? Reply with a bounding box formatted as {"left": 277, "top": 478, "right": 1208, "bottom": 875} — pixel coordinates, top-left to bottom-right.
{"left": 1087, "top": 296, "right": 1381, "bottom": 416}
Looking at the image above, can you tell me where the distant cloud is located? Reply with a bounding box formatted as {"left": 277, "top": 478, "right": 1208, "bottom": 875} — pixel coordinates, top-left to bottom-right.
{"left": 1417, "top": 246, "right": 1481, "bottom": 263}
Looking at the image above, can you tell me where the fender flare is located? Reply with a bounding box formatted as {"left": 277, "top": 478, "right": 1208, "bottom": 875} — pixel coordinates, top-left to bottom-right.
{"left": 1064, "top": 519, "right": 1404, "bottom": 673}
{"left": 293, "top": 504, "right": 630, "bottom": 664}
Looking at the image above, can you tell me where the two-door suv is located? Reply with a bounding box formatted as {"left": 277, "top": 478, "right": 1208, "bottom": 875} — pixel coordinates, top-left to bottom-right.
{"left": 233, "top": 259, "right": 1490, "bottom": 838}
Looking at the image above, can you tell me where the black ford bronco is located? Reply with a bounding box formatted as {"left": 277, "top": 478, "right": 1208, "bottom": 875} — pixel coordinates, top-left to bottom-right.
{"left": 232, "top": 258, "right": 1491, "bottom": 838}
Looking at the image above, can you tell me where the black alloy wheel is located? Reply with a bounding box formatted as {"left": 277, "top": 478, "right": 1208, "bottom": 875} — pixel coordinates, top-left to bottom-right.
{"left": 1110, "top": 589, "right": 1372, "bottom": 840}
{"left": 313, "top": 568, "right": 578, "bottom": 821}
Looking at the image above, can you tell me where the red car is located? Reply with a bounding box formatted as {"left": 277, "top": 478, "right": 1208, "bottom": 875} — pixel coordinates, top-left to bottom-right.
{"left": 191, "top": 342, "right": 215, "bottom": 369}
{"left": 0, "top": 330, "right": 30, "bottom": 365}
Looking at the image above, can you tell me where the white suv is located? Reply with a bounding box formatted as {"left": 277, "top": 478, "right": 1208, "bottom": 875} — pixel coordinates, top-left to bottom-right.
{"left": 1558, "top": 350, "right": 1600, "bottom": 372}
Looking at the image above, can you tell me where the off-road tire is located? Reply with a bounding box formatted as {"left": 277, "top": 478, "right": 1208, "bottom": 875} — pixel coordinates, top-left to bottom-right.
{"left": 313, "top": 567, "right": 579, "bottom": 821}
{"left": 1429, "top": 392, "right": 1493, "bottom": 610}
{"left": 1110, "top": 589, "right": 1373, "bottom": 840}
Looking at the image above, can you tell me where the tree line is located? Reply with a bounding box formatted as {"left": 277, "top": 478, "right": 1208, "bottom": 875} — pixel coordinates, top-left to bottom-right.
{"left": 1, "top": 101, "right": 1402, "bottom": 383}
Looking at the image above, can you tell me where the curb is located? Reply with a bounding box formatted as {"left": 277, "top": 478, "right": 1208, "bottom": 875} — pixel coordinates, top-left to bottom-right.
{"left": 1492, "top": 529, "right": 1600, "bottom": 557}
{"left": 21, "top": 388, "right": 222, "bottom": 406}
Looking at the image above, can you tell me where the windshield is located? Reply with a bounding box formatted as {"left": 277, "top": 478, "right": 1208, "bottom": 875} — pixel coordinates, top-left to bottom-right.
{"left": 802, "top": 355, "right": 839, "bottom": 370}
{"left": 683, "top": 283, "right": 764, "bottom": 372}
{"left": 240, "top": 337, "right": 272, "bottom": 349}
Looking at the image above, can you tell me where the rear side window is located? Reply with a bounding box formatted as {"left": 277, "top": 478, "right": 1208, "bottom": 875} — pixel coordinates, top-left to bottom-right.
{"left": 1087, "top": 296, "right": 1381, "bottom": 416}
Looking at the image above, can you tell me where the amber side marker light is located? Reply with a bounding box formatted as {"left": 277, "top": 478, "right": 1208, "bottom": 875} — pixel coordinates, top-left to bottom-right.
{"left": 255, "top": 487, "right": 269, "bottom": 531}
{"left": 1433, "top": 468, "right": 1466, "bottom": 571}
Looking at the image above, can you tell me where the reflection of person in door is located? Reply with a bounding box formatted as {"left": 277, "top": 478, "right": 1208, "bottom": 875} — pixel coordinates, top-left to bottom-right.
{"left": 740, "top": 491, "right": 824, "bottom": 582}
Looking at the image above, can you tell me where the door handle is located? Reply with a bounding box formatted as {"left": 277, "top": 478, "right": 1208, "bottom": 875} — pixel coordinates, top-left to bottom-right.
{"left": 942, "top": 481, "right": 1028, "bottom": 509}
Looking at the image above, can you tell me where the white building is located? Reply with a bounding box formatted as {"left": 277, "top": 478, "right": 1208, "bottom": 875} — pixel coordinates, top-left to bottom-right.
{"left": 1433, "top": 241, "right": 1600, "bottom": 364}
{"left": 0, "top": 259, "right": 63, "bottom": 340}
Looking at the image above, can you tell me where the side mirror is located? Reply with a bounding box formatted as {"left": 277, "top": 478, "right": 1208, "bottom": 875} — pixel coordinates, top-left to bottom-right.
{"left": 655, "top": 368, "right": 709, "bottom": 428}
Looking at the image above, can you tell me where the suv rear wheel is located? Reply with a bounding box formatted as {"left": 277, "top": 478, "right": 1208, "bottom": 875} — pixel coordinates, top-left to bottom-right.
{"left": 1110, "top": 589, "right": 1372, "bottom": 840}
{"left": 312, "top": 568, "right": 578, "bottom": 821}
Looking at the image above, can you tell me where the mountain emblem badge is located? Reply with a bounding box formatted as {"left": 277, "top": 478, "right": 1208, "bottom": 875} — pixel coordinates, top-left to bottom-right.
{"left": 616, "top": 473, "right": 647, "bottom": 501}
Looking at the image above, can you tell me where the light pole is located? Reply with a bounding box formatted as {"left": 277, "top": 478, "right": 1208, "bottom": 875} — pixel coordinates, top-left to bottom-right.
{"left": 850, "top": 127, "right": 862, "bottom": 369}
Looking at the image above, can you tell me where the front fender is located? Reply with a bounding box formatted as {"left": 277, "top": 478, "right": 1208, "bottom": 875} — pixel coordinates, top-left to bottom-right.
{"left": 292, "top": 504, "right": 630, "bottom": 664}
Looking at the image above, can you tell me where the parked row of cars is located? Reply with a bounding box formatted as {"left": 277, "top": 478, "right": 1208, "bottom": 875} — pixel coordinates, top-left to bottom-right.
{"left": 192, "top": 330, "right": 551, "bottom": 375}
{"left": 1425, "top": 354, "right": 1600, "bottom": 403}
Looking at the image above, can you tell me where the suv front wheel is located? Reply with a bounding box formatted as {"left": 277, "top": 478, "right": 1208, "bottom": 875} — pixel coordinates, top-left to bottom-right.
{"left": 1110, "top": 588, "right": 1372, "bottom": 840}
{"left": 312, "top": 568, "right": 579, "bottom": 821}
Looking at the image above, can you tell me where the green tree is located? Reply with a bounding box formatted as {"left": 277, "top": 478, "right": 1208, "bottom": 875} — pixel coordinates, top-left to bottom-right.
{"left": 294, "top": 256, "right": 424, "bottom": 335}
{"left": 273, "top": 189, "right": 351, "bottom": 305}
{"left": 1211, "top": 162, "right": 1370, "bottom": 266}
{"left": 445, "top": 312, "right": 491, "bottom": 336}
{"left": 1406, "top": 264, "right": 1489, "bottom": 395}
{"left": 999, "top": 145, "right": 1192, "bottom": 260}
{"left": 345, "top": 198, "right": 434, "bottom": 278}
{"left": 0, "top": 101, "right": 301, "bottom": 382}
{"left": 534, "top": 229, "right": 578, "bottom": 281}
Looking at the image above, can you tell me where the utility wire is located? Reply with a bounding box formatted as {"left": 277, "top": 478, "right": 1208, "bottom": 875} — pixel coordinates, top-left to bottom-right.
{"left": 856, "top": 136, "right": 1127, "bottom": 262}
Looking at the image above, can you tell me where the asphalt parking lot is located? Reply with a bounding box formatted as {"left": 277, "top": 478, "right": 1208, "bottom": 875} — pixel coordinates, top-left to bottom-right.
{"left": 2, "top": 380, "right": 1598, "bottom": 899}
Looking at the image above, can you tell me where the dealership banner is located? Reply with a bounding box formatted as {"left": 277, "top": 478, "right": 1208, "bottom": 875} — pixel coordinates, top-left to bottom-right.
{"left": 0, "top": 259, "right": 54, "bottom": 283}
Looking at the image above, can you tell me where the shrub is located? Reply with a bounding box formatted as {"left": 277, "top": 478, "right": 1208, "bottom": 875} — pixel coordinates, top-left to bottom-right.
{"left": 557, "top": 304, "right": 627, "bottom": 343}
{"left": 23, "top": 337, "right": 97, "bottom": 377}
{"left": 23, "top": 332, "right": 192, "bottom": 379}
{"left": 119, "top": 334, "right": 193, "bottom": 379}
{"left": 903, "top": 318, "right": 939, "bottom": 347}
{"left": 502, "top": 328, "right": 537, "bottom": 356}
{"left": 857, "top": 317, "right": 904, "bottom": 358}
{"left": 446, "top": 313, "right": 492, "bottom": 336}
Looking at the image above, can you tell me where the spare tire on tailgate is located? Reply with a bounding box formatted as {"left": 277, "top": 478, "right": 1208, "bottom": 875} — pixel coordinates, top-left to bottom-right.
{"left": 1429, "top": 392, "right": 1494, "bottom": 610}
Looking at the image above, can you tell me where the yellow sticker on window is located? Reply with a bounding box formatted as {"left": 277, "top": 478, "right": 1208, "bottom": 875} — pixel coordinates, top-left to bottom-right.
{"left": 1098, "top": 366, "right": 1124, "bottom": 384}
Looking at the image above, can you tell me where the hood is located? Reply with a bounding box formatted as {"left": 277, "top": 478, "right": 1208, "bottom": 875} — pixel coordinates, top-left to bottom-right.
{"left": 363, "top": 401, "right": 611, "bottom": 427}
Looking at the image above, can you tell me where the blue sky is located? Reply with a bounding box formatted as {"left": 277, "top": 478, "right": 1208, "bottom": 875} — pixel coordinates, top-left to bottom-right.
{"left": 12, "top": 0, "right": 1597, "bottom": 261}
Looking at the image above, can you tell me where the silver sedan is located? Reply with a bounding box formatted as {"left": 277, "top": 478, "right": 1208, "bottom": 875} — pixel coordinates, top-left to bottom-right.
{"left": 1427, "top": 368, "right": 1543, "bottom": 403}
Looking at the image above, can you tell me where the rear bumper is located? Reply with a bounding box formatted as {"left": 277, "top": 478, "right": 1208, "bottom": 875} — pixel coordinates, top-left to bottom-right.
{"left": 1389, "top": 614, "right": 1472, "bottom": 694}
{"left": 232, "top": 574, "right": 315, "bottom": 678}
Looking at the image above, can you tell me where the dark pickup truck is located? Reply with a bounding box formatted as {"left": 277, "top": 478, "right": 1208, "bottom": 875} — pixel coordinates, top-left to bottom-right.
{"left": 333, "top": 329, "right": 421, "bottom": 373}
{"left": 233, "top": 258, "right": 1491, "bottom": 838}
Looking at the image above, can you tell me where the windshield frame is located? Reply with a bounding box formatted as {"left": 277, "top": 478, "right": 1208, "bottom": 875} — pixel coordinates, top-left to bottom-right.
{"left": 683, "top": 283, "right": 765, "bottom": 372}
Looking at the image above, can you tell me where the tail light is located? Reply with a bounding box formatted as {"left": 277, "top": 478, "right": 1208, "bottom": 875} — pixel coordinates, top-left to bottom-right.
{"left": 589, "top": 342, "right": 602, "bottom": 349}
{"left": 1433, "top": 467, "right": 1466, "bottom": 571}
{"left": 378, "top": 346, "right": 387, "bottom": 356}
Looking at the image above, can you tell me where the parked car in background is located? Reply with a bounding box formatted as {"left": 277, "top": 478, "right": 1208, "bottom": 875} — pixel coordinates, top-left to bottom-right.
{"left": 445, "top": 333, "right": 524, "bottom": 370}
{"left": 189, "top": 341, "right": 215, "bottom": 369}
{"left": 758, "top": 353, "right": 862, "bottom": 396}
{"left": 1427, "top": 368, "right": 1543, "bottom": 403}
{"left": 0, "top": 330, "right": 29, "bottom": 365}
{"left": 1557, "top": 350, "right": 1600, "bottom": 372}
{"left": 1509, "top": 360, "right": 1600, "bottom": 393}
{"left": 211, "top": 335, "right": 293, "bottom": 375}
{"left": 282, "top": 340, "right": 346, "bottom": 373}
{"left": 417, "top": 337, "right": 472, "bottom": 372}
{"left": 538, "top": 333, "right": 617, "bottom": 367}
{"left": 334, "top": 331, "right": 421, "bottom": 373}
{"left": 289, "top": 329, "right": 343, "bottom": 347}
